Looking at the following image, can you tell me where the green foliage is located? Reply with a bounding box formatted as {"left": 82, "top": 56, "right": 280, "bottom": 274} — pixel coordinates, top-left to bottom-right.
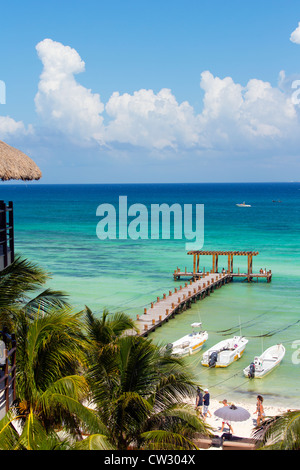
{"left": 85, "top": 311, "right": 210, "bottom": 450}
{"left": 0, "top": 256, "right": 213, "bottom": 450}
{"left": 0, "top": 255, "right": 70, "bottom": 330}
{"left": 255, "top": 410, "right": 300, "bottom": 450}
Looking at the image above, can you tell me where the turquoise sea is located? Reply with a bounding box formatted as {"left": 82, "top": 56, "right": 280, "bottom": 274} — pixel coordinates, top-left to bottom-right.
{"left": 1, "top": 182, "right": 300, "bottom": 408}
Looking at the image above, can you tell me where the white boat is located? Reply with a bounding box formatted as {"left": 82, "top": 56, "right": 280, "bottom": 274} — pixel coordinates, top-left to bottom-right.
{"left": 236, "top": 201, "right": 251, "bottom": 207}
{"left": 243, "top": 344, "right": 285, "bottom": 379}
{"left": 165, "top": 323, "right": 208, "bottom": 357}
{"left": 201, "top": 336, "right": 248, "bottom": 367}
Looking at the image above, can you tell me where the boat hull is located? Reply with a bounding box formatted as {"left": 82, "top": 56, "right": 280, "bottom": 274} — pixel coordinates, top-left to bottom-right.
{"left": 202, "top": 346, "right": 246, "bottom": 367}
{"left": 243, "top": 344, "right": 285, "bottom": 378}
{"left": 171, "top": 332, "right": 208, "bottom": 357}
{"left": 201, "top": 336, "right": 248, "bottom": 368}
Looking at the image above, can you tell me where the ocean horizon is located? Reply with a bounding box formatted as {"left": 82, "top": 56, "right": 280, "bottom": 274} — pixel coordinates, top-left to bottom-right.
{"left": 1, "top": 181, "right": 299, "bottom": 408}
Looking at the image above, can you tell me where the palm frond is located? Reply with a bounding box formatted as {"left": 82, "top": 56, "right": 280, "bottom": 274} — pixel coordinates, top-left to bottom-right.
{"left": 255, "top": 410, "right": 300, "bottom": 450}
{"left": 140, "top": 429, "right": 198, "bottom": 450}
{"left": 24, "top": 288, "right": 71, "bottom": 317}
{"left": 0, "top": 411, "right": 20, "bottom": 450}
{"left": 74, "top": 434, "right": 115, "bottom": 450}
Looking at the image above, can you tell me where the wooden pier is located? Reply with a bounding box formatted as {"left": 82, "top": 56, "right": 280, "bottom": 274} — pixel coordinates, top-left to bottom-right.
{"left": 134, "top": 250, "right": 271, "bottom": 337}
{"left": 135, "top": 271, "right": 232, "bottom": 337}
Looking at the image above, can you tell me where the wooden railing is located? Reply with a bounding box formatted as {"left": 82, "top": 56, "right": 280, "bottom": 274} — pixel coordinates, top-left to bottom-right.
{"left": 0, "top": 200, "right": 14, "bottom": 271}
{"left": 0, "top": 330, "right": 16, "bottom": 419}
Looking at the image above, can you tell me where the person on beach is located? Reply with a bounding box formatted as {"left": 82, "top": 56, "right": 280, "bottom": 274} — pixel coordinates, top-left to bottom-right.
{"left": 195, "top": 386, "right": 203, "bottom": 417}
{"left": 254, "top": 395, "right": 265, "bottom": 426}
{"left": 203, "top": 388, "right": 212, "bottom": 421}
{"left": 220, "top": 399, "right": 234, "bottom": 434}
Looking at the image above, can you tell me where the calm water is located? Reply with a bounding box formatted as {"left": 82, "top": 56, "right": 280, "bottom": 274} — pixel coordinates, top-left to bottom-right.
{"left": 1, "top": 182, "right": 300, "bottom": 407}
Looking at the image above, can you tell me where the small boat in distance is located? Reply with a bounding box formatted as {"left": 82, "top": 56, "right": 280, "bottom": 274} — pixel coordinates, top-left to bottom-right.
{"left": 236, "top": 201, "right": 251, "bottom": 207}
{"left": 201, "top": 336, "right": 248, "bottom": 368}
{"left": 243, "top": 344, "right": 285, "bottom": 379}
{"left": 165, "top": 322, "right": 208, "bottom": 357}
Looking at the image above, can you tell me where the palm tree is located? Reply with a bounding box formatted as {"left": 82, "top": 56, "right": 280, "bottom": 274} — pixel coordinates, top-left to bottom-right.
{"left": 0, "top": 307, "right": 101, "bottom": 449}
{"left": 0, "top": 255, "right": 70, "bottom": 330}
{"left": 254, "top": 410, "right": 300, "bottom": 450}
{"left": 84, "top": 306, "right": 138, "bottom": 357}
{"left": 86, "top": 331, "right": 210, "bottom": 450}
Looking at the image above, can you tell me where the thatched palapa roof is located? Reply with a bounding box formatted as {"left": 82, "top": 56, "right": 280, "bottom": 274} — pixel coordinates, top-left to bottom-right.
{"left": 0, "top": 140, "right": 42, "bottom": 181}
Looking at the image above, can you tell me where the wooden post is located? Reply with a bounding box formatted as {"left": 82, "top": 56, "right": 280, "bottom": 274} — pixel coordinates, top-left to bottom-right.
{"left": 4, "top": 349, "right": 9, "bottom": 412}
{"left": 215, "top": 254, "right": 218, "bottom": 273}
{"left": 197, "top": 254, "right": 200, "bottom": 273}
{"left": 193, "top": 254, "right": 196, "bottom": 274}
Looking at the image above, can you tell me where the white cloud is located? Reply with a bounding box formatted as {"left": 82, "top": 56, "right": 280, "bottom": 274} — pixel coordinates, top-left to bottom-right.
{"left": 105, "top": 88, "right": 199, "bottom": 149}
{"left": 0, "top": 116, "right": 32, "bottom": 140}
{"left": 197, "top": 71, "right": 298, "bottom": 149}
{"left": 290, "top": 22, "right": 300, "bottom": 44}
{"left": 30, "top": 38, "right": 300, "bottom": 156}
{"left": 35, "top": 38, "right": 105, "bottom": 144}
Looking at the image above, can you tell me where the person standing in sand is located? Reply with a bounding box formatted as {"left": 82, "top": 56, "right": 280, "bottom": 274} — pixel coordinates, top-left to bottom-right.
{"left": 254, "top": 395, "right": 265, "bottom": 426}
{"left": 203, "top": 388, "right": 212, "bottom": 421}
{"left": 195, "top": 386, "right": 203, "bottom": 417}
{"left": 220, "top": 399, "right": 234, "bottom": 434}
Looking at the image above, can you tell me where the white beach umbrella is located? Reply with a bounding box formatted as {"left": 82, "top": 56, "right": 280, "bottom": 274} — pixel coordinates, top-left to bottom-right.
{"left": 214, "top": 404, "right": 251, "bottom": 422}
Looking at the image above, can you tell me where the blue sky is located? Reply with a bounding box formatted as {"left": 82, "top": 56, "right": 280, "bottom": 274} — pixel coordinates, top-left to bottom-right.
{"left": 1, "top": 0, "right": 300, "bottom": 183}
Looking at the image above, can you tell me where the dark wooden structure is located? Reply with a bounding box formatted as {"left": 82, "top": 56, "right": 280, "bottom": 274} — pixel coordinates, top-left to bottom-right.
{"left": 182, "top": 250, "right": 272, "bottom": 283}
{"left": 0, "top": 201, "right": 14, "bottom": 271}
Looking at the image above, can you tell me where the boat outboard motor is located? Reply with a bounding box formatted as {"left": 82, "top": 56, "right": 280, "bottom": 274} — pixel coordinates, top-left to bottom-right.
{"left": 248, "top": 362, "right": 255, "bottom": 379}
{"left": 209, "top": 351, "right": 218, "bottom": 368}
{"left": 165, "top": 343, "right": 173, "bottom": 352}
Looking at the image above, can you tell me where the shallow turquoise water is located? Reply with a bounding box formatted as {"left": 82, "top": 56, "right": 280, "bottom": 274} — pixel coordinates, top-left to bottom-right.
{"left": 1, "top": 182, "right": 299, "bottom": 407}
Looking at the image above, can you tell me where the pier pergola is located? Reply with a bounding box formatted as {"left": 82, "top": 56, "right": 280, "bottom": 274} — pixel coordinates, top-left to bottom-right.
{"left": 187, "top": 250, "right": 259, "bottom": 276}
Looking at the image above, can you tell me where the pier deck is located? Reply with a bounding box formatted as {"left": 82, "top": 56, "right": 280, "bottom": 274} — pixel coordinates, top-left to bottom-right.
{"left": 135, "top": 272, "right": 231, "bottom": 337}
{"left": 132, "top": 250, "right": 271, "bottom": 337}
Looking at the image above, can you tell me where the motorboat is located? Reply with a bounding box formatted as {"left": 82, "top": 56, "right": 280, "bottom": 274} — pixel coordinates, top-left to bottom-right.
{"left": 236, "top": 202, "right": 251, "bottom": 207}
{"left": 165, "top": 323, "right": 208, "bottom": 357}
{"left": 201, "top": 336, "right": 248, "bottom": 367}
{"left": 243, "top": 344, "right": 285, "bottom": 379}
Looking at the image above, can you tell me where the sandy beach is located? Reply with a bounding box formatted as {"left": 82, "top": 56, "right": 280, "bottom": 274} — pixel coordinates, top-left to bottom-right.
{"left": 198, "top": 397, "right": 289, "bottom": 441}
